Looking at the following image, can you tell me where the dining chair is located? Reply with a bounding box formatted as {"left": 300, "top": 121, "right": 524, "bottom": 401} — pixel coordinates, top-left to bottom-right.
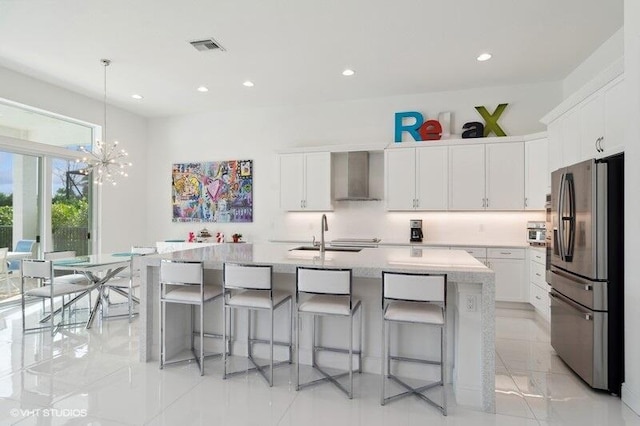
{"left": 103, "top": 246, "right": 158, "bottom": 321}
{"left": 21, "top": 259, "right": 97, "bottom": 335}
{"left": 8, "top": 240, "right": 36, "bottom": 271}
{"left": 380, "top": 271, "right": 448, "bottom": 415}
{"left": 0, "top": 247, "right": 15, "bottom": 293}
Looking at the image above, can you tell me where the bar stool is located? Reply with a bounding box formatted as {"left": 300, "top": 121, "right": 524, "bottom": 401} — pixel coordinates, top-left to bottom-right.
{"left": 222, "top": 263, "right": 293, "bottom": 387}
{"left": 380, "top": 271, "right": 447, "bottom": 415}
{"left": 159, "top": 260, "right": 223, "bottom": 376}
{"left": 295, "top": 266, "right": 362, "bottom": 399}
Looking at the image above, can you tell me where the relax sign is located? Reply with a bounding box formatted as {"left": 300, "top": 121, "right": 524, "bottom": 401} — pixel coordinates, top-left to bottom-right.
{"left": 394, "top": 103, "right": 508, "bottom": 142}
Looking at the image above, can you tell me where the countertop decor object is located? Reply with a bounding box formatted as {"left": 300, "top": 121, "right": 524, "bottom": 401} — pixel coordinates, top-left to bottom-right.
{"left": 77, "top": 59, "right": 132, "bottom": 186}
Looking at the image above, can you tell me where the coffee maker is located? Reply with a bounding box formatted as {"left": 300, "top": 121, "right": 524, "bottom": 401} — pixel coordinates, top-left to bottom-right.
{"left": 410, "top": 219, "right": 423, "bottom": 242}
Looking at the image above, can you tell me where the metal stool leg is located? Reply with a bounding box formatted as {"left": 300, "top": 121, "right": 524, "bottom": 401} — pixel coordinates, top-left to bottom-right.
{"left": 380, "top": 317, "right": 386, "bottom": 405}
{"left": 348, "top": 311, "right": 353, "bottom": 399}
{"left": 295, "top": 312, "right": 301, "bottom": 391}
{"left": 269, "top": 307, "right": 274, "bottom": 387}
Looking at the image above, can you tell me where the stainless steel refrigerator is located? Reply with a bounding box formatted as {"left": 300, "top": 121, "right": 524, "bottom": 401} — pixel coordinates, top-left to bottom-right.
{"left": 549, "top": 153, "right": 624, "bottom": 394}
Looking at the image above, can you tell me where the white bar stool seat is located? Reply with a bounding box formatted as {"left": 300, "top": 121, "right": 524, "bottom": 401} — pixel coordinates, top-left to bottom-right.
{"left": 384, "top": 301, "right": 444, "bottom": 324}
{"left": 380, "top": 271, "right": 448, "bottom": 416}
{"left": 295, "top": 267, "right": 362, "bottom": 399}
{"left": 222, "top": 263, "right": 293, "bottom": 387}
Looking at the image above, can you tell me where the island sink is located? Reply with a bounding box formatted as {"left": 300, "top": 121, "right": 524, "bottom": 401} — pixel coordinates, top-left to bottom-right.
{"left": 289, "top": 246, "right": 363, "bottom": 253}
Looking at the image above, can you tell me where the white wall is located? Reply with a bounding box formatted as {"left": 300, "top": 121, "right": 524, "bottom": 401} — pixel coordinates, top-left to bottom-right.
{"left": 147, "top": 82, "right": 560, "bottom": 245}
{"left": 623, "top": 0, "right": 640, "bottom": 414}
{"left": 563, "top": 28, "right": 624, "bottom": 98}
{"left": 0, "top": 66, "right": 149, "bottom": 252}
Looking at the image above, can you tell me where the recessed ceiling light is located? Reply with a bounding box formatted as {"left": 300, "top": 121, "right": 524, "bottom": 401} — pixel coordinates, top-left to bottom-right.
{"left": 243, "top": 81, "right": 254, "bottom": 87}
{"left": 131, "top": 94, "right": 143, "bottom": 100}
{"left": 342, "top": 69, "right": 355, "bottom": 76}
{"left": 477, "top": 53, "right": 492, "bottom": 62}
{"left": 197, "top": 86, "right": 209, "bottom": 92}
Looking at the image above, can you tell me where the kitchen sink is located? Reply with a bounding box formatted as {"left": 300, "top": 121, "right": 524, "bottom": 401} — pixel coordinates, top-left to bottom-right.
{"left": 289, "top": 246, "right": 362, "bottom": 253}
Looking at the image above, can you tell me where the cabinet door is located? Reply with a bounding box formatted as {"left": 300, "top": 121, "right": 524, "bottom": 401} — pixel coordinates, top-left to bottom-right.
{"left": 279, "top": 153, "right": 305, "bottom": 211}
{"left": 486, "top": 142, "right": 524, "bottom": 210}
{"left": 579, "top": 92, "right": 604, "bottom": 159}
{"left": 304, "top": 152, "right": 332, "bottom": 211}
{"left": 416, "top": 146, "right": 448, "bottom": 210}
{"left": 449, "top": 145, "right": 485, "bottom": 210}
{"left": 489, "top": 258, "right": 526, "bottom": 302}
{"left": 525, "top": 138, "right": 549, "bottom": 210}
{"left": 547, "top": 119, "right": 562, "bottom": 175}
{"left": 561, "top": 109, "right": 581, "bottom": 166}
{"left": 603, "top": 77, "right": 625, "bottom": 156}
{"left": 385, "top": 148, "right": 416, "bottom": 210}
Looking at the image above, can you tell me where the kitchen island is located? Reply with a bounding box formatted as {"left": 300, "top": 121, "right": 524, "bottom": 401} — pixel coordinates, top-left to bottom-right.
{"left": 138, "top": 243, "right": 495, "bottom": 412}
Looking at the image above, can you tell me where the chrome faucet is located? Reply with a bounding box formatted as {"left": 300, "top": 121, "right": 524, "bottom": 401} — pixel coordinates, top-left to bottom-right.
{"left": 320, "top": 214, "right": 328, "bottom": 254}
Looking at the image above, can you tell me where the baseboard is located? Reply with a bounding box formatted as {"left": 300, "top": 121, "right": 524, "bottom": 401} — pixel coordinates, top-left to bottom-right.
{"left": 622, "top": 383, "right": 640, "bottom": 416}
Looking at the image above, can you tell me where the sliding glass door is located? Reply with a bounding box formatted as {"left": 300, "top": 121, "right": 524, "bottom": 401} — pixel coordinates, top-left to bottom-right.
{"left": 0, "top": 150, "right": 41, "bottom": 303}
{"left": 50, "top": 157, "right": 91, "bottom": 255}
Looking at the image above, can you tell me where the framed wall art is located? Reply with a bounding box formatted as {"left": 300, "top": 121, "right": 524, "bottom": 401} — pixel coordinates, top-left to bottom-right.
{"left": 171, "top": 159, "right": 253, "bottom": 223}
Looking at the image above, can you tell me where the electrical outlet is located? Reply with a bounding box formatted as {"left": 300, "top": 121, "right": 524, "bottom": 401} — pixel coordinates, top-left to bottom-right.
{"left": 465, "top": 295, "right": 477, "bottom": 312}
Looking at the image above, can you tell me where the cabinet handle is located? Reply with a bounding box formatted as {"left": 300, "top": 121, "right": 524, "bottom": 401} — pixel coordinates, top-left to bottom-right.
{"left": 486, "top": 198, "right": 489, "bottom": 208}
{"left": 412, "top": 199, "right": 416, "bottom": 208}
{"left": 599, "top": 137, "right": 604, "bottom": 152}
{"left": 585, "top": 313, "right": 592, "bottom": 321}
{"left": 500, "top": 252, "right": 511, "bottom": 255}
{"left": 535, "top": 296, "right": 541, "bottom": 300}
{"left": 524, "top": 197, "right": 528, "bottom": 207}
{"left": 482, "top": 198, "right": 485, "bottom": 208}
{"left": 416, "top": 199, "right": 419, "bottom": 208}
{"left": 595, "top": 137, "right": 600, "bottom": 152}
{"left": 535, "top": 273, "right": 542, "bottom": 277}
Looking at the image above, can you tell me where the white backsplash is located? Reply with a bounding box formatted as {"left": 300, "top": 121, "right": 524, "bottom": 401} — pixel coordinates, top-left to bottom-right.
{"left": 271, "top": 201, "right": 544, "bottom": 246}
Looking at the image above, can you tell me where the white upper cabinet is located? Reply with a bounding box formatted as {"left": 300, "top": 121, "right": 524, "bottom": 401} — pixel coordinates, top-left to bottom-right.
{"left": 561, "top": 108, "right": 581, "bottom": 166}
{"left": 524, "top": 138, "right": 549, "bottom": 210}
{"left": 416, "top": 146, "right": 448, "bottom": 210}
{"left": 486, "top": 142, "right": 524, "bottom": 210}
{"left": 449, "top": 142, "right": 524, "bottom": 211}
{"left": 547, "top": 119, "right": 562, "bottom": 175}
{"left": 385, "top": 148, "right": 416, "bottom": 210}
{"left": 279, "top": 152, "right": 332, "bottom": 211}
{"left": 449, "top": 144, "right": 485, "bottom": 210}
{"left": 602, "top": 77, "right": 625, "bottom": 156}
{"left": 385, "top": 146, "right": 448, "bottom": 210}
{"left": 544, "top": 74, "right": 624, "bottom": 170}
{"left": 579, "top": 91, "right": 605, "bottom": 158}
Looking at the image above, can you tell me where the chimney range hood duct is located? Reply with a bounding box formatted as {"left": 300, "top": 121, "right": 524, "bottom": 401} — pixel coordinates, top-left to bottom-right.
{"left": 335, "top": 151, "right": 380, "bottom": 201}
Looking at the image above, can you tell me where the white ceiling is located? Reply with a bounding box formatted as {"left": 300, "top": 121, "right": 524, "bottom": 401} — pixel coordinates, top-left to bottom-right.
{"left": 0, "top": 0, "right": 623, "bottom": 118}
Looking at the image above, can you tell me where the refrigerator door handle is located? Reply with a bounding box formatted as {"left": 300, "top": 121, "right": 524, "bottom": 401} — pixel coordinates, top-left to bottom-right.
{"left": 565, "top": 172, "right": 576, "bottom": 261}
{"left": 557, "top": 172, "right": 566, "bottom": 261}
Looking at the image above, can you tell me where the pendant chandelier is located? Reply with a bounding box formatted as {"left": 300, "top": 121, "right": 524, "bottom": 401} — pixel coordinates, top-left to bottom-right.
{"left": 77, "top": 59, "right": 132, "bottom": 186}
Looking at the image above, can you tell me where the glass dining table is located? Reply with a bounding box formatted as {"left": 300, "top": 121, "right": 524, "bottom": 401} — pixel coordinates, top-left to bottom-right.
{"left": 53, "top": 253, "right": 133, "bottom": 329}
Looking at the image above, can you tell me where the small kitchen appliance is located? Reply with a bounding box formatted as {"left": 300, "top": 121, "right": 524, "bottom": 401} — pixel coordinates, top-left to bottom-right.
{"left": 410, "top": 219, "right": 423, "bottom": 242}
{"left": 526, "top": 221, "right": 546, "bottom": 246}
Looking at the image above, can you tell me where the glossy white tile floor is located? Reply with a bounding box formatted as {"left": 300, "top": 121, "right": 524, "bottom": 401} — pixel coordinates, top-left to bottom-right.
{"left": 0, "top": 304, "right": 639, "bottom": 425}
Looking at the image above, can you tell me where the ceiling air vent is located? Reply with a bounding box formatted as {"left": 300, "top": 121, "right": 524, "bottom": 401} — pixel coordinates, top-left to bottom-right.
{"left": 189, "top": 38, "right": 225, "bottom": 52}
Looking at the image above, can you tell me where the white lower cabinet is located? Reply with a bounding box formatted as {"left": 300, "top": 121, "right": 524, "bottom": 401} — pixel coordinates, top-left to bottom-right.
{"left": 528, "top": 247, "right": 549, "bottom": 321}
{"left": 486, "top": 248, "right": 526, "bottom": 302}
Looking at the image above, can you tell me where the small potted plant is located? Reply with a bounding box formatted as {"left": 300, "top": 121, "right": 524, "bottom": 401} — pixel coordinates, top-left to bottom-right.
{"left": 232, "top": 233, "right": 242, "bottom": 243}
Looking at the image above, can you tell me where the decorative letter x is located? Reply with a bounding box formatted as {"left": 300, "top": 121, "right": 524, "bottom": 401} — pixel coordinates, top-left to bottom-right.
{"left": 475, "top": 103, "right": 508, "bottom": 137}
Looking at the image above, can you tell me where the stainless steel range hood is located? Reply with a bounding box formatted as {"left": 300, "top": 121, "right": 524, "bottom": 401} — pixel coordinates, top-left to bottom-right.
{"left": 333, "top": 151, "right": 381, "bottom": 201}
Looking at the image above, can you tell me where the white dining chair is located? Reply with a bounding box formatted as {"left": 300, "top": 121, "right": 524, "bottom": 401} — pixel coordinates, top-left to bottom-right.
{"left": 21, "top": 259, "right": 97, "bottom": 335}
{"left": 104, "top": 246, "right": 158, "bottom": 321}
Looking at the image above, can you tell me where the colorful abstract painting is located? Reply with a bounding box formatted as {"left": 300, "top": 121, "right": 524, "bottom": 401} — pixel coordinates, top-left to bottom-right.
{"left": 172, "top": 160, "right": 253, "bottom": 223}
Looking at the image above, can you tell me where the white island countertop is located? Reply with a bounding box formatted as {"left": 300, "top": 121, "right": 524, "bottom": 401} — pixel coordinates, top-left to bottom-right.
{"left": 159, "top": 243, "right": 492, "bottom": 279}
{"left": 139, "top": 243, "right": 496, "bottom": 412}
